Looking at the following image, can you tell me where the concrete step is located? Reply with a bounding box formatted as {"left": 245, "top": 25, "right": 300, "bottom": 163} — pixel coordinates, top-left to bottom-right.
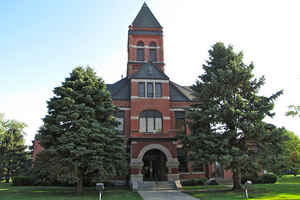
{"left": 215, "top": 178, "right": 233, "bottom": 185}
{"left": 139, "top": 181, "right": 177, "bottom": 191}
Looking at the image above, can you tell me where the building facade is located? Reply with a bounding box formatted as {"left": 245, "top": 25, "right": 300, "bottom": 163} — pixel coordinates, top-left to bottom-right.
{"left": 34, "top": 3, "right": 232, "bottom": 190}
{"left": 107, "top": 3, "right": 231, "bottom": 189}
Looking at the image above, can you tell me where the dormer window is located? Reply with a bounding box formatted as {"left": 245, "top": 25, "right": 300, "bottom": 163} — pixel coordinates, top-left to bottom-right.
{"left": 137, "top": 41, "right": 144, "bottom": 61}
{"left": 149, "top": 42, "right": 157, "bottom": 62}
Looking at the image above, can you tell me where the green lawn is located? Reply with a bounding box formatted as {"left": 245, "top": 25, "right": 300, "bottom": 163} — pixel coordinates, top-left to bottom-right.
{"left": 0, "top": 184, "right": 142, "bottom": 200}
{"left": 182, "top": 175, "right": 300, "bottom": 200}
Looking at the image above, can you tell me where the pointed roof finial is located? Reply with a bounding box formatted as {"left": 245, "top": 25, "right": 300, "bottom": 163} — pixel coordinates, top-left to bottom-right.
{"left": 131, "top": 2, "right": 162, "bottom": 28}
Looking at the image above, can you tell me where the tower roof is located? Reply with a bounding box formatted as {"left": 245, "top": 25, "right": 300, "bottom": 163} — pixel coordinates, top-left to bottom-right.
{"left": 131, "top": 2, "right": 162, "bottom": 28}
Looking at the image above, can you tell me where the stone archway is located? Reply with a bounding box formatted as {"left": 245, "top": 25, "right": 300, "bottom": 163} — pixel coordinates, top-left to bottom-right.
{"left": 142, "top": 149, "right": 167, "bottom": 181}
{"left": 130, "top": 144, "right": 179, "bottom": 186}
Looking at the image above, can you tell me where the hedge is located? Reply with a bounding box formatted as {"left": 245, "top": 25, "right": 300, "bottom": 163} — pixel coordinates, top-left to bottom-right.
{"left": 12, "top": 176, "right": 34, "bottom": 186}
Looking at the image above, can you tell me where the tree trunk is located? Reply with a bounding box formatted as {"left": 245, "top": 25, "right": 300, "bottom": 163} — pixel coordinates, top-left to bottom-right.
{"left": 76, "top": 168, "right": 83, "bottom": 194}
{"left": 205, "top": 164, "right": 210, "bottom": 178}
{"left": 76, "top": 176, "right": 83, "bottom": 194}
{"left": 232, "top": 166, "right": 242, "bottom": 191}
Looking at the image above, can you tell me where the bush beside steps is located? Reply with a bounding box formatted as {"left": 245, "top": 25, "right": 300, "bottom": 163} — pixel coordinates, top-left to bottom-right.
{"left": 181, "top": 177, "right": 209, "bottom": 186}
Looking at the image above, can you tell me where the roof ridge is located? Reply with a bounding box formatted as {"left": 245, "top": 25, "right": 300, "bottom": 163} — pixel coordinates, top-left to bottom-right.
{"left": 131, "top": 3, "right": 162, "bottom": 28}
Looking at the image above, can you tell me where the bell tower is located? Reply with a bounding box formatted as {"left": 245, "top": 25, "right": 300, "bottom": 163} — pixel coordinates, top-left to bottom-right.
{"left": 127, "top": 3, "right": 165, "bottom": 76}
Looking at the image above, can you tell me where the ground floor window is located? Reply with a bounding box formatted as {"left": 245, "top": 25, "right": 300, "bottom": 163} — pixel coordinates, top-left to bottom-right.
{"left": 177, "top": 148, "right": 188, "bottom": 172}
{"left": 192, "top": 161, "right": 204, "bottom": 172}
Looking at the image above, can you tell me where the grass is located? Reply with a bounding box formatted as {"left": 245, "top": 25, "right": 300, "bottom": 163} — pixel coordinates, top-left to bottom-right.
{"left": 0, "top": 184, "right": 142, "bottom": 200}
{"left": 182, "top": 175, "right": 300, "bottom": 200}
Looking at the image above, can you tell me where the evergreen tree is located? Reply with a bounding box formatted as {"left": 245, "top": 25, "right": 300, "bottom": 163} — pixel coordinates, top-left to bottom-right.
{"left": 0, "top": 113, "right": 28, "bottom": 182}
{"left": 287, "top": 105, "right": 300, "bottom": 117}
{"left": 269, "top": 130, "right": 300, "bottom": 176}
{"left": 37, "top": 67, "right": 127, "bottom": 193}
{"left": 182, "top": 43, "right": 283, "bottom": 190}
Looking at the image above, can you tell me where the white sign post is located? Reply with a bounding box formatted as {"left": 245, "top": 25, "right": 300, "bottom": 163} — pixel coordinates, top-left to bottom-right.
{"left": 244, "top": 180, "right": 252, "bottom": 200}
{"left": 96, "top": 183, "right": 104, "bottom": 200}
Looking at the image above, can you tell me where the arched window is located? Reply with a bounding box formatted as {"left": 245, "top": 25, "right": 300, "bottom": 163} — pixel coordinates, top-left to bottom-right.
{"left": 149, "top": 42, "right": 157, "bottom": 62}
{"left": 137, "top": 41, "right": 144, "bottom": 61}
{"left": 139, "top": 110, "right": 162, "bottom": 133}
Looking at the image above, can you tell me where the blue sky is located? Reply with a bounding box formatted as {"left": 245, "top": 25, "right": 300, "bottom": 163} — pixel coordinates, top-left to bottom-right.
{"left": 1, "top": 0, "right": 300, "bottom": 145}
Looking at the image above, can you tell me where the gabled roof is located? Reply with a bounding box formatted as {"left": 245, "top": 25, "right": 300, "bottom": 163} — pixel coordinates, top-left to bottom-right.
{"left": 170, "top": 81, "right": 196, "bottom": 102}
{"left": 106, "top": 78, "right": 130, "bottom": 100}
{"left": 132, "top": 62, "right": 169, "bottom": 80}
{"left": 132, "top": 2, "right": 162, "bottom": 28}
{"left": 107, "top": 68, "right": 195, "bottom": 102}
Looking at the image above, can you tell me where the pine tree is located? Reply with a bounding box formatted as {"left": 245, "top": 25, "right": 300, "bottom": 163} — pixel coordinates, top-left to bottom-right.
{"left": 37, "top": 67, "right": 127, "bottom": 193}
{"left": 182, "top": 43, "right": 283, "bottom": 190}
{"left": 0, "top": 114, "right": 28, "bottom": 182}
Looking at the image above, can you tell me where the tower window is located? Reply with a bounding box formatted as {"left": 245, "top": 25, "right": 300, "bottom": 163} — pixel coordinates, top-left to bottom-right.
{"left": 137, "top": 41, "right": 144, "bottom": 61}
{"left": 139, "top": 110, "right": 162, "bottom": 133}
{"left": 149, "top": 42, "right": 157, "bottom": 62}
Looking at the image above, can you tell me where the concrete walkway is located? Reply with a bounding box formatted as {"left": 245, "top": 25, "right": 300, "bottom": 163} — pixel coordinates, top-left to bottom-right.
{"left": 138, "top": 190, "right": 199, "bottom": 200}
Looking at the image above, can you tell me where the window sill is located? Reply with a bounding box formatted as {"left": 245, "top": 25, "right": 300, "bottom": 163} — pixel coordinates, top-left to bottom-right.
{"left": 141, "top": 132, "right": 162, "bottom": 134}
{"left": 180, "top": 172, "right": 205, "bottom": 175}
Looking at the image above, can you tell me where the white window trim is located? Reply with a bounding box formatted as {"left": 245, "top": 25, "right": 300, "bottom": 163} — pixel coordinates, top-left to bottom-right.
{"left": 133, "top": 79, "right": 169, "bottom": 99}
{"left": 132, "top": 79, "right": 169, "bottom": 83}
{"left": 119, "top": 107, "right": 131, "bottom": 110}
{"left": 129, "top": 44, "right": 160, "bottom": 49}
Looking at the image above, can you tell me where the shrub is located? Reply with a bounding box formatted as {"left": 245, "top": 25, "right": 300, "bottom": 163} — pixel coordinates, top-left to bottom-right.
{"left": 181, "top": 177, "right": 209, "bottom": 186}
{"left": 195, "top": 177, "right": 208, "bottom": 185}
{"left": 242, "top": 173, "right": 277, "bottom": 184}
{"left": 12, "top": 176, "right": 34, "bottom": 186}
{"left": 260, "top": 174, "right": 277, "bottom": 184}
{"left": 181, "top": 179, "right": 195, "bottom": 186}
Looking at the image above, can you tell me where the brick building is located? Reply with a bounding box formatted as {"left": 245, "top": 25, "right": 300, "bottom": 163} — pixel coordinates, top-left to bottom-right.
{"left": 107, "top": 3, "right": 232, "bottom": 189}
{"left": 34, "top": 3, "right": 232, "bottom": 190}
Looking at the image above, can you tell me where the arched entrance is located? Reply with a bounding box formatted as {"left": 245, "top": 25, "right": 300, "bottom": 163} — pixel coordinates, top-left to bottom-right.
{"left": 130, "top": 144, "right": 180, "bottom": 190}
{"left": 142, "top": 149, "right": 168, "bottom": 181}
{"left": 142, "top": 149, "right": 167, "bottom": 181}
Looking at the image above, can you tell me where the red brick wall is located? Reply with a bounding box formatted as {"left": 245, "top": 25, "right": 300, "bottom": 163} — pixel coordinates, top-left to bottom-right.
{"left": 127, "top": 26, "right": 164, "bottom": 76}
{"left": 33, "top": 140, "right": 44, "bottom": 160}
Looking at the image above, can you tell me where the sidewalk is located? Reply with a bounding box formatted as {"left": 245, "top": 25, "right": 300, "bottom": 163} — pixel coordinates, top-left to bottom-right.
{"left": 138, "top": 190, "right": 199, "bottom": 200}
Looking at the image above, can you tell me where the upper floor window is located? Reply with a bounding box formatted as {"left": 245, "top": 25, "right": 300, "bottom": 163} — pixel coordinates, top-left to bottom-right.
{"left": 175, "top": 111, "right": 185, "bottom": 133}
{"left": 147, "top": 82, "right": 153, "bottom": 97}
{"left": 115, "top": 111, "right": 124, "bottom": 133}
{"left": 149, "top": 42, "right": 157, "bottom": 62}
{"left": 155, "top": 83, "right": 162, "bottom": 97}
{"left": 137, "top": 41, "right": 144, "bottom": 61}
{"left": 139, "top": 110, "right": 162, "bottom": 133}
{"left": 138, "top": 82, "right": 145, "bottom": 97}
{"left": 138, "top": 82, "right": 162, "bottom": 98}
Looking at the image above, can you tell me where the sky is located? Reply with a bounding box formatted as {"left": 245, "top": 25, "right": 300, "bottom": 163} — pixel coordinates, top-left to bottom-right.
{"left": 0, "top": 0, "right": 300, "bottom": 146}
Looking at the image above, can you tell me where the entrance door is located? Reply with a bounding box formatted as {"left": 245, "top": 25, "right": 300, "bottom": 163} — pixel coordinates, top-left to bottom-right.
{"left": 142, "top": 149, "right": 167, "bottom": 181}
